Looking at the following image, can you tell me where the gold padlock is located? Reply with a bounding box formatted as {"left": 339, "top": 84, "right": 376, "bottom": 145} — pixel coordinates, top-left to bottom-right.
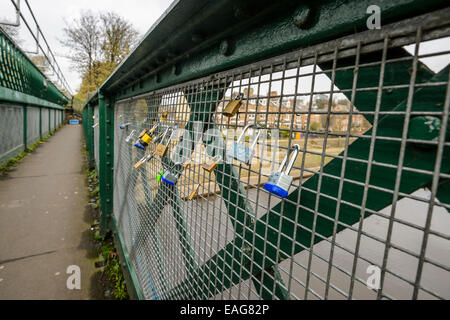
{"left": 189, "top": 184, "right": 200, "bottom": 201}
{"left": 222, "top": 93, "right": 244, "bottom": 117}
{"left": 183, "top": 161, "right": 191, "bottom": 169}
{"left": 134, "top": 153, "right": 154, "bottom": 170}
{"left": 155, "top": 127, "right": 172, "bottom": 157}
{"left": 160, "top": 112, "right": 168, "bottom": 121}
{"left": 202, "top": 155, "right": 221, "bottom": 173}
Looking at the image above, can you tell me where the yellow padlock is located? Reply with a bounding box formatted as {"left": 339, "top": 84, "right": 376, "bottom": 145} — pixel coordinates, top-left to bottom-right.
{"left": 160, "top": 112, "right": 168, "bottom": 121}
{"left": 189, "top": 184, "right": 200, "bottom": 201}
{"left": 134, "top": 129, "right": 152, "bottom": 150}
{"left": 222, "top": 93, "right": 244, "bottom": 117}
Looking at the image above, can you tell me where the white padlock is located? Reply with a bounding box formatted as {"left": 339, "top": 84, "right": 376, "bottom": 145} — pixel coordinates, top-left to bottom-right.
{"left": 227, "top": 123, "right": 262, "bottom": 165}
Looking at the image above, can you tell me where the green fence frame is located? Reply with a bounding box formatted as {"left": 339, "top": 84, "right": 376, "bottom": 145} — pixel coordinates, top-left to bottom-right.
{"left": 81, "top": 0, "right": 450, "bottom": 300}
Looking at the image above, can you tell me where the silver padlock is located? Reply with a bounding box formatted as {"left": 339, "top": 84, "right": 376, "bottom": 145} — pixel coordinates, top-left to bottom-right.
{"left": 125, "top": 129, "right": 137, "bottom": 143}
{"left": 161, "top": 170, "right": 179, "bottom": 186}
{"left": 119, "top": 123, "right": 131, "bottom": 130}
{"left": 227, "top": 124, "right": 262, "bottom": 165}
{"left": 263, "top": 144, "right": 300, "bottom": 198}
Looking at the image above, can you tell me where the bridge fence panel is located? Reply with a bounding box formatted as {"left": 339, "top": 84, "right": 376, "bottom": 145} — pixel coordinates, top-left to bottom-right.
{"left": 85, "top": 8, "right": 450, "bottom": 300}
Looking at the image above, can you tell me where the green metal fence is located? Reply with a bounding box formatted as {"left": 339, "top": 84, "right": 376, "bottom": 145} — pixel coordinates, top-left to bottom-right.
{"left": 82, "top": 1, "right": 450, "bottom": 300}
{"left": 0, "top": 28, "right": 66, "bottom": 163}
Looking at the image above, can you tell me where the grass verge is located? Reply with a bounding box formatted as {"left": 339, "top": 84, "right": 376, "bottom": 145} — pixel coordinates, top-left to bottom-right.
{"left": 83, "top": 144, "right": 129, "bottom": 300}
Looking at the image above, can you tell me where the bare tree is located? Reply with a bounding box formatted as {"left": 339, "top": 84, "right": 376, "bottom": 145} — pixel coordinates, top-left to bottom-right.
{"left": 60, "top": 11, "right": 101, "bottom": 90}
{"left": 61, "top": 11, "right": 139, "bottom": 99}
{"left": 100, "top": 12, "right": 139, "bottom": 66}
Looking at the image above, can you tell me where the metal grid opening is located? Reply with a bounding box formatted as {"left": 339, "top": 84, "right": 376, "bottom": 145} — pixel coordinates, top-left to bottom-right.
{"left": 113, "top": 10, "right": 450, "bottom": 300}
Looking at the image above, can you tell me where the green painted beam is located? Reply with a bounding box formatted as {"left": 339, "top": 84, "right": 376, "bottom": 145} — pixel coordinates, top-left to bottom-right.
{"left": 0, "top": 87, "right": 64, "bottom": 110}
{"left": 83, "top": 0, "right": 448, "bottom": 107}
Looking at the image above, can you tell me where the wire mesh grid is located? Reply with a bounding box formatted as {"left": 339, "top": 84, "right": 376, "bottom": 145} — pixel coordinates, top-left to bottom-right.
{"left": 112, "top": 10, "right": 450, "bottom": 300}
{"left": 0, "top": 104, "right": 23, "bottom": 158}
{"left": 26, "top": 106, "right": 40, "bottom": 144}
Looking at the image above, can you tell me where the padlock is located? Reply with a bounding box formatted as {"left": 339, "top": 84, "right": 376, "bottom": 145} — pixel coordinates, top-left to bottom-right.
{"left": 202, "top": 155, "right": 221, "bottom": 173}
{"left": 134, "top": 129, "right": 152, "bottom": 150}
{"left": 92, "top": 122, "right": 99, "bottom": 128}
{"left": 227, "top": 124, "right": 262, "bottom": 165}
{"left": 155, "top": 127, "right": 172, "bottom": 157}
{"left": 161, "top": 171, "right": 179, "bottom": 186}
{"left": 189, "top": 184, "right": 200, "bottom": 201}
{"left": 222, "top": 93, "right": 244, "bottom": 117}
{"left": 160, "top": 112, "right": 168, "bottom": 121}
{"left": 148, "top": 122, "right": 160, "bottom": 136}
{"left": 125, "top": 130, "right": 137, "bottom": 143}
{"left": 183, "top": 161, "right": 191, "bottom": 169}
{"left": 156, "top": 171, "right": 164, "bottom": 182}
{"left": 134, "top": 152, "right": 154, "bottom": 170}
{"left": 119, "top": 123, "right": 131, "bottom": 130}
{"left": 263, "top": 144, "right": 300, "bottom": 198}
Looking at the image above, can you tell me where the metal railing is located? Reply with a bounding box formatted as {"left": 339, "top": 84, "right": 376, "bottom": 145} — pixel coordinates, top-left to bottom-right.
{"left": 82, "top": 1, "right": 450, "bottom": 300}
{"left": 0, "top": 28, "right": 66, "bottom": 163}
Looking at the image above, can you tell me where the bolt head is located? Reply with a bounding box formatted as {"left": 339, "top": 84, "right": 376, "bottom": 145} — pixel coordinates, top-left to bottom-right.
{"left": 293, "top": 5, "right": 312, "bottom": 29}
{"left": 220, "top": 40, "right": 231, "bottom": 56}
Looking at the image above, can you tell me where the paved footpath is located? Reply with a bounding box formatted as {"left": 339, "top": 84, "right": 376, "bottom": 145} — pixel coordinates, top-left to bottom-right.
{"left": 0, "top": 125, "right": 102, "bottom": 300}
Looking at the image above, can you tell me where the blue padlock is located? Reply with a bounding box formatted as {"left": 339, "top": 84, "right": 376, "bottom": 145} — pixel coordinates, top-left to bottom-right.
{"left": 161, "top": 171, "right": 179, "bottom": 186}
{"left": 264, "top": 144, "right": 300, "bottom": 198}
{"left": 119, "top": 123, "right": 131, "bottom": 130}
{"left": 227, "top": 123, "right": 262, "bottom": 165}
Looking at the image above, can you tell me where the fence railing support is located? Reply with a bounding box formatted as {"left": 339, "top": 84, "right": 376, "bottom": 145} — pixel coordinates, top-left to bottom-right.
{"left": 99, "top": 91, "right": 115, "bottom": 235}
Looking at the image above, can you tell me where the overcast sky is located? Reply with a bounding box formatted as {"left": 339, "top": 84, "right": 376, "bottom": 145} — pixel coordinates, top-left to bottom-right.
{"left": 0, "top": 0, "right": 174, "bottom": 94}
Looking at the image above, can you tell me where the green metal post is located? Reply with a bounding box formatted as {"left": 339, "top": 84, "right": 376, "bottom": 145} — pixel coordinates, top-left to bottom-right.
{"left": 39, "top": 107, "right": 42, "bottom": 140}
{"left": 98, "top": 91, "right": 115, "bottom": 235}
{"left": 23, "top": 105, "right": 27, "bottom": 151}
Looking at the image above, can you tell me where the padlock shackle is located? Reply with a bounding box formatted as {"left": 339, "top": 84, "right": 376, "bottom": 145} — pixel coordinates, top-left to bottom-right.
{"left": 237, "top": 123, "right": 262, "bottom": 150}
{"left": 160, "top": 127, "right": 172, "bottom": 145}
{"left": 277, "top": 144, "right": 300, "bottom": 175}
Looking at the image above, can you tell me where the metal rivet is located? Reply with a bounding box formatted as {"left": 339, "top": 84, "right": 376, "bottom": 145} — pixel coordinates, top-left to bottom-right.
{"left": 293, "top": 5, "right": 312, "bottom": 29}
{"left": 220, "top": 40, "right": 231, "bottom": 56}
{"left": 172, "top": 64, "right": 180, "bottom": 76}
